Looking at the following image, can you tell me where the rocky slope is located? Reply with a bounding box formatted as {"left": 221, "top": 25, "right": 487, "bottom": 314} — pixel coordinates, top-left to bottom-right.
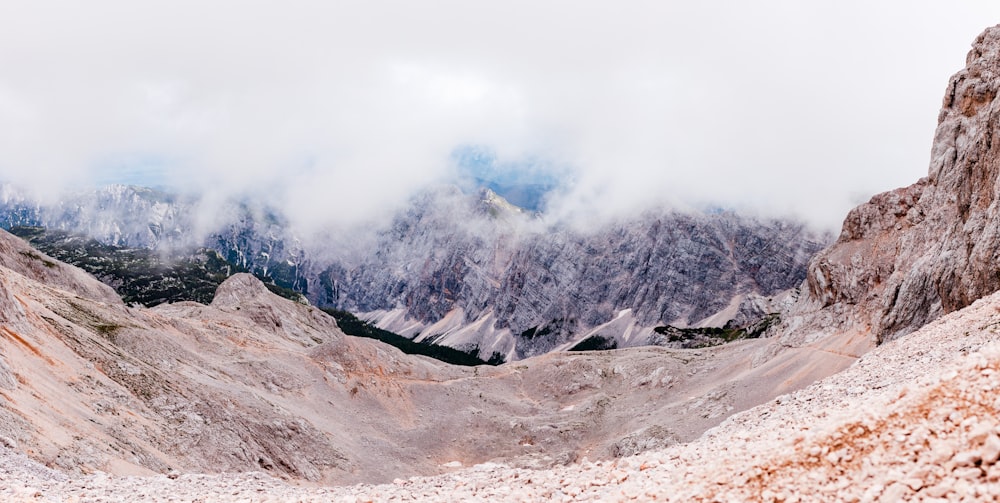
{"left": 324, "top": 292, "right": 1000, "bottom": 502}
{"left": 322, "top": 187, "right": 827, "bottom": 360}
{"left": 3, "top": 259, "right": 1000, "bottom": 502}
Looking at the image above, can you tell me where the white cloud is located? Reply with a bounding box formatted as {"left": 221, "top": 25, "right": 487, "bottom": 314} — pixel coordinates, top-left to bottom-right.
{"left": 0, "top": 0, "right": 998, "bottom": 232}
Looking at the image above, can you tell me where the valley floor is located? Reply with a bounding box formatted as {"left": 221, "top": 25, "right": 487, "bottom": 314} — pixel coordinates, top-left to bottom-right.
{"left": 5, "top": 291, "right": 1000, "bottom": 502}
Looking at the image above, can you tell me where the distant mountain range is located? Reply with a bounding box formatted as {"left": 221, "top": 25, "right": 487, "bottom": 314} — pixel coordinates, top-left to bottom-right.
{"left": 0, "top": 181, "right": 830, "bottom": 360}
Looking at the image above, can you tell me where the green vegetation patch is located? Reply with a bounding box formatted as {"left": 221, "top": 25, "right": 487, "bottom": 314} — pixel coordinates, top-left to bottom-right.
{"left": 653, "top": 313, "right": 781, "bottom": 349}
{"left": 18, "top": 249, "right": 58, "bottom": 268}
{"left": 568, "top": 335, "right": 618, "bottom": 352}
{"left": 9, "top": 226, "right": 302, "bottom": 307}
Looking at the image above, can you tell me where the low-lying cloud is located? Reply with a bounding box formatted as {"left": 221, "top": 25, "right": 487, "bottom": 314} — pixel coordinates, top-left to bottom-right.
{"left": 1, "top": 1, "right": 998, "bottom": 234}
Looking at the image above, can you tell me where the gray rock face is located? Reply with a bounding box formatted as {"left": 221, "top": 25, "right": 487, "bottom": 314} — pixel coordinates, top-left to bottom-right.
{"left": 797, "top": 25, "right": 1000, "bottom": 344}
{"left": 315, "top": 189, "right": 828, "bottom": 358}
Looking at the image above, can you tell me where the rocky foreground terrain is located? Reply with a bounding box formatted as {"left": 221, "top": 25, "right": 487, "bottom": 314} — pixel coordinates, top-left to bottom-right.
{"left": 4, "top": 288, "right": 1000, "bottom": 501}
{"left": 4, "top": 19, "right": 1000, "bottom": 503}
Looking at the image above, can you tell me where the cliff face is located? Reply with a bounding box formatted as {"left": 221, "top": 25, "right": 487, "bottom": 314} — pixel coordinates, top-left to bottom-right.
{"left": 801, "top": 25, "right": 1000, "bottom": 344}
{"left": 318, "top": 191, "right": 827, "bottom": 359}
{"left": 0, "top": 185, "right": 191, "bottom": 248}
{"left": 287, "top": 185, "right": 827, "bottom": 358}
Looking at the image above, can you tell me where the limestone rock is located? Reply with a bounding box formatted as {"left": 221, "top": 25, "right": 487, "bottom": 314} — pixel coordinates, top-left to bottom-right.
{"left": 788, "top": 25, "right": 1000, "bottom": 345}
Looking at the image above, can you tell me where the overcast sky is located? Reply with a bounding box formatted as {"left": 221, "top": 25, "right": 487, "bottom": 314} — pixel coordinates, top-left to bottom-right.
{"left": 1, "top": 1, "right": 999, "bottom": 232}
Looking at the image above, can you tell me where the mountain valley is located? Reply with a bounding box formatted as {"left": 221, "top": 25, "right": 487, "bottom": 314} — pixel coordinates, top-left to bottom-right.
{"left": 0, "top": 228, "right": 835, "bottom": 486}
{"left": 3, "top": 19, "right": 1000, "bottom": 503}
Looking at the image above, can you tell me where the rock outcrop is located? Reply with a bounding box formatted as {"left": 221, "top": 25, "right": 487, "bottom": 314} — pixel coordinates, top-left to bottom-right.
{"left": 791, "top": 25, "right": 1000, "bottom": 345}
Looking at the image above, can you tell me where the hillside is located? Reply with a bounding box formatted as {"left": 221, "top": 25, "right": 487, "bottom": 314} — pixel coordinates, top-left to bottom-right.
{"left": 0, "top": 227, "right": 832, "bottom": 486}
{"left": 8, "top": 225, "right": 493, "bottom": 366}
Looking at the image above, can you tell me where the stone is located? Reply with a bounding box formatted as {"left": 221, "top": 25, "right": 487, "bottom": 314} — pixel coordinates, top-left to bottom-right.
{"left": 983, "top": 434, "right": 1000, "bottom": 465}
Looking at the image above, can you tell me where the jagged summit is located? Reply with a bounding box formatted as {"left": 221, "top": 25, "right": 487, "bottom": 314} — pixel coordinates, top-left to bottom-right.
{"left": 476, "top": 187, "right": 528, "bottom": 218}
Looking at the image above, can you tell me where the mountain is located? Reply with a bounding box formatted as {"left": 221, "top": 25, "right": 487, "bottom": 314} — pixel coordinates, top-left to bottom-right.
{"left": 0, "top": 184, "right": 192, "bottom": 248}
{"left": 0, "top": 226, "right": 841, "bottom": 486}
{"left": 0, "top": 183, "right": 830, "bottom": 361}
{"left": 316, "top": 187, "right": 828, "bottom": 360}
{"left": 451, "top": 144, "right": 559, "bottom": 211}
{"left": 768, "top": 25, "right": 1000, "bottom": 356}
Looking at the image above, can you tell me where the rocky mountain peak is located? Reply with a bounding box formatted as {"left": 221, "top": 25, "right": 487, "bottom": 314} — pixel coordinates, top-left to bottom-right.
{"left": 798, "top": 24, "right": 1000, "bottom": 344}
{"left": 477, "top": 187, "right": 527, "bottom": 217}
{"left": 210, "top": 273, "right": 274, "bottom": 309}
{"left": 208, "top": 272, "right": 340, "bottom": 347}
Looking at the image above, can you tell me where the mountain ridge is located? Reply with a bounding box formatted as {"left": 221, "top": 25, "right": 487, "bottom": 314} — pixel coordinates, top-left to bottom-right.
{"left": 769, "top": 25, "right": 1000, "bottom": 355}
{"left": 0, "top": 182, "right": 829, "bottom": 360}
